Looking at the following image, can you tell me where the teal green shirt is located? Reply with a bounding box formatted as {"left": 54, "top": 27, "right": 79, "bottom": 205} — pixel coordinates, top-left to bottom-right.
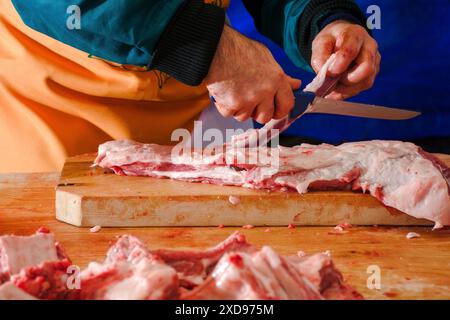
{"left": 11, "top": 0, "right": 316, "bottom": 71}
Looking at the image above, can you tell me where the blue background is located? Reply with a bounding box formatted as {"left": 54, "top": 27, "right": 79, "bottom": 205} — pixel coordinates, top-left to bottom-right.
{"left": 228, "top": 0, "right": 450, "bottom": 144}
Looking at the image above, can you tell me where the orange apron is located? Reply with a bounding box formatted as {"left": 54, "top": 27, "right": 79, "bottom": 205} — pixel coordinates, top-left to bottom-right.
{"left": 0, "top": 0, "right": 230, "bottom": 172}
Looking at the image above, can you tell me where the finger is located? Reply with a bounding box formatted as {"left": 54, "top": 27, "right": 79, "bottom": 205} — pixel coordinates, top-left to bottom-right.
{"left": 329, "top": 33, "right": 363, "bottom": 76}
{"left": 311, "top": 35, "right": 335, "bottom": 73}
{"left": 252, "top": 99, "right": 275, "bottom": 124}
{"left": 234, "top": 107, "right": 255, "bottom": 122}
{"left": 273, "top": 83, "right": 295, "bottom": 119}
{"left": 375, "top": 51, "right": 381, "bottom": 75}
{"left": 287, "top": 76, "right": 302, "bottom": 90}
{"left": 215, "top": 103, "right": 235, "bottom": 118}
{"left": 340, "top": 60, "right": 375, "bottom": 86}
{"left": 325, "top": 76, "right": 376, "bottom": 100}
{"left": 341, "top": 44, "right": 378, "bottom": 85}
{"left": 324, "top": 91, "right": 345, "bottom": 101}
{"left": 325, "top": 84, "right": 360, "bottom": 100}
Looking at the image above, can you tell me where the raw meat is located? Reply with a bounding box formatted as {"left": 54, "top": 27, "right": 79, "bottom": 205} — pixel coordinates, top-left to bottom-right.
{"left": 183, "top": 247, "right": 323, "bottom": 300}
{"left": 94, "top": 139, "right": 450, "bottom": 226}
{"left": 183, "top": 246, "right": 362, "bottom": 300}
{"left": 90, "top": 225, "right": 101, "bottom": 233}
{"left": 303, "top": 53, "right": 338, "bottom": 94}
{"left": 0, "top": 229, "right": 362, "bottom": 300}
{"left": 0, "top": 229, "right": 67, "bottom": 284}
{"left": 79, "top": 258, "right": 179, "bottom": 300}
{"left": 286, "top": 252, "right": 363, "bottom": 299}
{"left": 106, "top": 232, "right": 251, "bottom": 288}
{"left": 105, "top": 234, "right": 155, "bottom": 265}
{"left": 0, "top": 282, "right": 37, "bottom": 300}
{"left": 11, "top": 259, "right": 73, "bottom": 300}
{"left": 406, "top": 232, "right": 420, "bottom": 239}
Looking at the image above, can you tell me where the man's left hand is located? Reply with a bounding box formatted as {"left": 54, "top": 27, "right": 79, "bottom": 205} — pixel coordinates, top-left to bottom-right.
{"left": 311, "top": 20, "right": 381, "bottom": 100}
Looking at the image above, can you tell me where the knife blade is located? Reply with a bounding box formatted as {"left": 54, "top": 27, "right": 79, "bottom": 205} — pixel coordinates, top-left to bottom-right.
{"left": 291, "top": 91, "right": 422, "bottom": 121}
{"left": 235, "top": 91, "right": 422, "bottom": 148}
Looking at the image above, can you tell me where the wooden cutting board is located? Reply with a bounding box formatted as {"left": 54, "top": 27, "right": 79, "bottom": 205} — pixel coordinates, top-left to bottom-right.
{"left": 55, "top": 153, "right": 450, "bottom": 227}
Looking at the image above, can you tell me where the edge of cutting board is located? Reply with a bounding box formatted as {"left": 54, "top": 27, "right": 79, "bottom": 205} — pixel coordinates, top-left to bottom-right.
{"left": 55, "top": 153, "right": 450, "bottom": 227}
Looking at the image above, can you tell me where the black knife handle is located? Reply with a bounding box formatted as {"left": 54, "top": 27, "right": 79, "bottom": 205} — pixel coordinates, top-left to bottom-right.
{"left": 289, "top": 91, "right": 316, "bottom": 119}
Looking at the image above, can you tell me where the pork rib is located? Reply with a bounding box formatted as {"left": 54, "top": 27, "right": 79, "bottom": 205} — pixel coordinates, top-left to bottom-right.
{"left": 79, "top": 258, "right": 179, "bottom": 300}
{"left": 0, "top": 230, "right": 362, "bottom": 300}
{"left": 0, "top": 229, "right": 68, "bottom": 284}
{"left": 0, "top": 282, "right": 37, "bottom": 300}
{"left": 182, "top": 246, "right": 359, "bottom": 300}
{"left": 106, "top": 232, "right": 252, "bottom": 289}
{"left": 11, "top": 259, "right": 73, "bottom": 300}
{"left": 95, "top": 139, "right": 450, "bottom": 226}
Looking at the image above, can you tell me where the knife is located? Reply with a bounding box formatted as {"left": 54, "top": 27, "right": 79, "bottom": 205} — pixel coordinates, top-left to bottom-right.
{"left": 291, "top": 90, "right": 421, "bottom": 120}
{"left": 233, "top": 89, "right": 421, "bottom": 148}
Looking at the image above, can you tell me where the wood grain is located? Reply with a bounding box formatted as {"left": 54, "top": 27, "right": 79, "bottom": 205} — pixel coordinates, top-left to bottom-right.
{"left": 55, "top": 153, "right": 450, "bottom": 227}
{"left": 0, "top": 172, "right": 450, "bottom": 299}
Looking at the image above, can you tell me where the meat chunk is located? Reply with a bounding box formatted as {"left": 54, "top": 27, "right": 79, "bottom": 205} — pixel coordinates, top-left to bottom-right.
{"left": 0, "top": 230, "right": 362, "bottom": 300}
{"left": 79, "top": 258, "right": 179, "bottom": 300}
{"left": 184, "top": 245, "right": 362, "bottom": 300}
{"left": 288, "top": 253, "right": 363, "bottom": 300}
{"left": 11, "top": 259, "right": 73, "bottom": 299}
{"left": 106, "top": 232, "right": 251, "bottom": 289}
{"left": 105, "top": 234, "right": 155, "bottom": 265}
{"left": 95, "top": 140, "right": 450, "bottom": 226}
{"left": 153, "top": 232, "right": 252, "bottom": 288}
{"left": 0, "top": 230, "right": 65, "bottom": 284}
{"left": 184, "top": 247, "right": 323, "bottom": 300}
{"left": 0, "top": 282, "right": 37, "bottom": 300}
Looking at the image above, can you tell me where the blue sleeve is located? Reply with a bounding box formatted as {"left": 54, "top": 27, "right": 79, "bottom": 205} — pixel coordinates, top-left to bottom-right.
{"left": 242, "top": 0, "right": 368, "bottom": 73}
{"left": 11, "top": 0, "right": 184, "bottom": 66}
{"left": 242, "top": 0, "right": 312, "bottom": 71}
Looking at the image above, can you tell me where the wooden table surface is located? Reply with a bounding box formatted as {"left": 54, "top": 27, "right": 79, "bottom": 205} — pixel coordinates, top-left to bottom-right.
{"left": 1, "top": 172, "right": 449, "bottom": 300}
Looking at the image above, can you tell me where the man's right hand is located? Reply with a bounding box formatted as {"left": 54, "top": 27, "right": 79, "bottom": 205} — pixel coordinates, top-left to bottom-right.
{"left": 205, "top": 26, "right": 301, "bottom": 124}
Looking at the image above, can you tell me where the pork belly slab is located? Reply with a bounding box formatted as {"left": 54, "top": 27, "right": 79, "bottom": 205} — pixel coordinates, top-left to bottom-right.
{"left": 0, "top": 230, "right": 361, "bottom": 300}
{"left": 102, "top": 232, "right": 360, "bottom": 300}
{"left": 95, "top": 139, "right": 450, "bottom": 226}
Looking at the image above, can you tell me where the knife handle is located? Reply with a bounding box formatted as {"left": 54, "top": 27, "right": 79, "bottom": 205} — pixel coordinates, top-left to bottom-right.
{"left": 289, "top": 91, "right": 316, "bottom": 119}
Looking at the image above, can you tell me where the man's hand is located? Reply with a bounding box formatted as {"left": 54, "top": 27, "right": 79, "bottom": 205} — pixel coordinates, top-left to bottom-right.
{"left": 205, "top": 26, "right": 301, "bottom": 124}
{"left": 311, "top": 20, "right": 381, "bottom": 100}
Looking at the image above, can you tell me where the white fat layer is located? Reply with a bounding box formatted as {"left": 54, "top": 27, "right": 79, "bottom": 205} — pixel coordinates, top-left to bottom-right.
{"left": 210, "top": 247, "right": 322, "bottom": 300}
{"left": 0, "top": 233, "right": 58, "bottom": 275}
{"left": 0, "top": 282, "right": 37, "bottom": 300}
{"left": 82, "top": 258, "right": 177, "bottom": 300}
{"left": 406, "top": 232, "right": 421, "bottom": 239}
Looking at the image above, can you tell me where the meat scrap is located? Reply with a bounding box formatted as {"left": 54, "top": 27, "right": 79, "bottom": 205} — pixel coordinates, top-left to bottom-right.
{"left": 95, "top": 139, "right": 450, "bottom": 226}
{"left": 336, "top": 223, "right": 353, "bottom": 230}
{"left": 406, "top": 232, "right": 421, "bottom": 239}
{"left": 228, "top": 195, "right": 240, "bottom": 205}
{"left": 90, "top": 225, "right": 101, "bottom": 233}
{"left": 0, "top": 229, "right": 362, "bottom": 300}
